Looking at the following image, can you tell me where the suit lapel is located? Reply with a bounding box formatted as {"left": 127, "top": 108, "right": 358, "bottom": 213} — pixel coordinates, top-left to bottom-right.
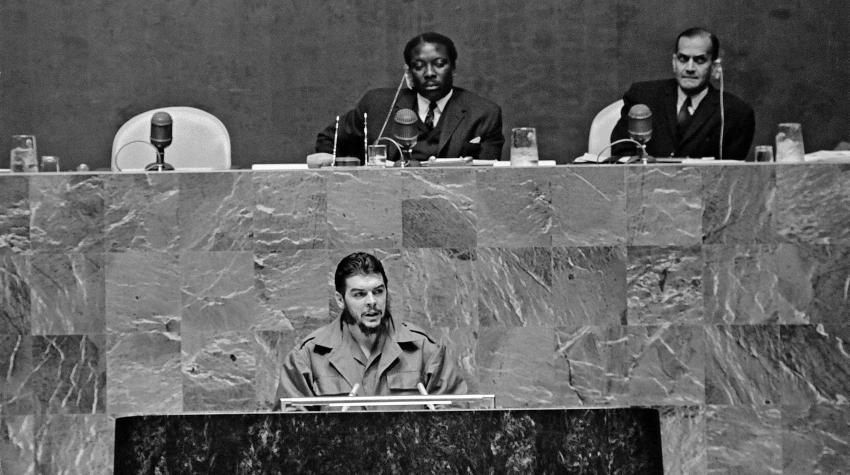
{"left": 680, "top": 86, "right": 718, "bottom": 145}
{"left": 438, "top": 90, "right": 466, "bottom": 155}
{"left": 663, "top": 82, "right": 679, "bottom": 145}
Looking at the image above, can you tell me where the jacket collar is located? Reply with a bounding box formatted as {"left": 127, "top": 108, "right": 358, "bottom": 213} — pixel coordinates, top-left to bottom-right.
{"left": 312, "top": 317, "right": 420, "bottom": 386}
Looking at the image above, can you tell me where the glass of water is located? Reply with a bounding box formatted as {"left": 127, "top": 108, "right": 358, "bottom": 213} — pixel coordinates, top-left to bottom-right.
{"left": 367, "top": 145, "right": 388, "bottom": 167}
{"left": 10, "top": 135, "right": 38, "bottom": 172}
{"left": 510, "top": 127, "right": 539, "bottom": 166}
{"left": 754, "top": 145, "right": 774, "bottom": 162}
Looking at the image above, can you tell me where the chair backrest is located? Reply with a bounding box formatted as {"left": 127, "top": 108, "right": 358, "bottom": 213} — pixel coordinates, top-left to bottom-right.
{"left": 111, "top": 106, "right": 231, "bottom": 171}
{"left": 587, "top": 99, "right": 624, "bottom": 159}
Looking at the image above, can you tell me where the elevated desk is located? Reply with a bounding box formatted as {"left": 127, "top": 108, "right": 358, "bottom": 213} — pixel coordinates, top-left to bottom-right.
{"left": 114, "top": 408, "right": 663, "bottom": 473}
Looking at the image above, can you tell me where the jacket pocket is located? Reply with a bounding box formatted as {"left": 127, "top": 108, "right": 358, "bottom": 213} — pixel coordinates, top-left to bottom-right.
{"left": 314, "top": 375, "right": 351, "bottom": 396}
{"left": 387, "top": 370, "right": 421, "bottom": 391}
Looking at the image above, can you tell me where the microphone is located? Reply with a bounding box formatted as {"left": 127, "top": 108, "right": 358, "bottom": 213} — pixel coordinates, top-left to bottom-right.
{"left": 627, "top": 104, "right": 652, "bottom": 145}
{"left": 393, "top": 108, "right": 419, "bottom": 149}
{"left": 145, "top": 111, "right": 175, "bottom": 171}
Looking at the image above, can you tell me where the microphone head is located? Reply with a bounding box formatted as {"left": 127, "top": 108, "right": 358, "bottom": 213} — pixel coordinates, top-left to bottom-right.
{"left": 627, "top": 104, "right": 652, "bottom": 144}
{"left": 393, "top": 108, "right": 419, "bottom": 148}
{"left": 150, "top": 111, "right": 173, "bottom": 148}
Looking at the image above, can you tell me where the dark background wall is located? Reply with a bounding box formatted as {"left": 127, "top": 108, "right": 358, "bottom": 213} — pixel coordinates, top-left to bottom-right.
{"left": 1, "top": 0, "right": 848, "bottom": 170}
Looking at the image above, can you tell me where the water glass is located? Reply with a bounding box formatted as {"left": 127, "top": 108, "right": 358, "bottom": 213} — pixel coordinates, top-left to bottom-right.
{"left": 10, "top": 135, "right": 38, "bottom": 172}
{"left": 40, "top": 156, "right": 60, "bottom": 172}
{"left": 510, "top": 127, "right": 539, "bottom": 166}
{"left": 775, "top": 123, "right": 805, "bottom": 162}
{"left": 367, "top": 145, "right": 387, "bottom": 167}
{"left": 754, "top": 146, "right": 774, "bottom": 163}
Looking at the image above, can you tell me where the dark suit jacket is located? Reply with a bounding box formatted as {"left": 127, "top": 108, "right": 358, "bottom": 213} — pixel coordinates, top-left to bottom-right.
{"left": 317, "top": 87, "right": 504, "bottom": 161}
{"left": 611, "top": 79, "right": 755, "bottom": 160}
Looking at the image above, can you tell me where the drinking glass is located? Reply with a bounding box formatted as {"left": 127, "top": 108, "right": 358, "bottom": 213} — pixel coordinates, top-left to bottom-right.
{"left": 754, "top": 145, "right": 774, "bottom": 163}
{"left": 775, "top": 123, "right": 805, "bottom": 162}
{"left": 510, "top": 127, "right": 539, "bottom": 166}
{"left": 367, "top": 145, "right": 387, "bottom": 167}
{"left": 10, "top": 135, "right": 38, "bottom": 172}
{"left": 40, "top": 156, "right": 60, "bottom": 172}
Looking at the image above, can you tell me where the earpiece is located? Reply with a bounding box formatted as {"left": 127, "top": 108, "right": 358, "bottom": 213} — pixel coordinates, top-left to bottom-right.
{"left": 712, "top": 58, "right": 723, "bottom": 80}
{"left": 403, "top": 69, "right": 413, "bottom": 89}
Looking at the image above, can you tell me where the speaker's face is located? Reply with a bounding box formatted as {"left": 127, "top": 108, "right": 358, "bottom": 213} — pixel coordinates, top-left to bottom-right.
{"left": 672, "top": 35, "right": 715, "bottom": 95}
{"left": 407, "top": 42, "right": 455, "bottom": 102}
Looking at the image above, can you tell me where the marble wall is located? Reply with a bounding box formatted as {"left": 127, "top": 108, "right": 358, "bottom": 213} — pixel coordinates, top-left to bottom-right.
{"left": 1, "top": 163, "right": 849, "bottom": 473}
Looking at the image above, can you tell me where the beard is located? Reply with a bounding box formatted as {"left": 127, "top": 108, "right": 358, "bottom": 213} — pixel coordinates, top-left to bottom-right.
{"left": 340, "top": 302, "right": 393, "bottom": 336}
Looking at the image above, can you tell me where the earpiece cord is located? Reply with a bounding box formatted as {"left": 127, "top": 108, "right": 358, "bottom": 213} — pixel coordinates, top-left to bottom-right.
{"left": 718, "top": 61, "right": 725, "bottom": 160}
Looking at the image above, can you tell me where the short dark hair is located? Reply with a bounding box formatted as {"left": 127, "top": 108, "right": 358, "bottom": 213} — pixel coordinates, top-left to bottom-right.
{"left": 334, "top": 252, "right": 388, "bottom": 294}
{"left": 675, "top": 27, "right": 720, "bottom": 60}
{"left": 403, "top": 32, "right": 458, "bottom": 67}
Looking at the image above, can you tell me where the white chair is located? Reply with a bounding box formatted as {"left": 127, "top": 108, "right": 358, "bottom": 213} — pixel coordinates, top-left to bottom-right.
{"left": 587, "top": 99, "right": 624, "bottom": 159}
{"left": 111, "top": 106, "right": 231, "bottom": 171}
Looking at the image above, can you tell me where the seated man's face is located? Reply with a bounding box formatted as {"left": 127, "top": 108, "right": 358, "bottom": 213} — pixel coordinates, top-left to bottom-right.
{"left": 408, "top": 42, "right": 454, "bottom": 102}
{"left": 338, "top": 273, "right": 387, "bottom": 334}
{"left": 672, "top": 35, "right": 715, "bottom": 95}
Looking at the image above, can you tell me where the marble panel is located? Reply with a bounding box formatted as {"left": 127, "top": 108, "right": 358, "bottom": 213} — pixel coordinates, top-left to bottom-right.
{"left": 104, "top": 251, "right": 180, "bottom": 333}
{"left": 705, "top": 325, "right": 782, "bottom": 406}
{"left": 475, "top": 326, "right": 557, "bottom": 407}
{"left": 114, "top": 409, "right": 663, "bottom": 474}
{"left": 0, "top": 175, "right": 30, "bottom": 252}
{"left": 180, "top": 251, "right": 261, "bottom": 333}
{"left": 401, "top": 168, "right": 477, "bottom": 249}
{"left": 177, "top": 172, "right": 254, "bottom": 251}
{"left": 102, "top": 173, "right": 180, "bottom": 252}
{"left": 182, "top": 331, "right": 257, "bottom": 412}
{"left": 0, "top": 251, "right": 30, "bottom": 335}
{"left": 626, "top": 166, "right": 702, "bottom": 246}
{"left": 107, "top": 331, "right": 182, "bottom": 416}
{"left": 28, "top": 253, "right": 105, "bottom": 335}
{"left": 33, "top": 414, "right": 113, "bottom": 475}
{"left": 706, "top": 405, "right": 782, "bottom": 475}
{"left": 658, "top": 405, "right": 706, "bottom": 475}
{"left": 627, "top": 246, "right": 703, "bottom": 325}
{"left": 702, "top": 165, "right": 778, "bottom": 244}
{"left": 253, "top": 170, "right": 327, "bottom": 251}
{"left": 782, "top": 403, "right": 850, "bottom": 474}
{"left": 553, "top": 325, "right": 630, "bottom": 406}
{"left": 0, "top": 415, "right": 34, "bottom": 475}
{"left": 705, "top": 244, "right": 850, "bottom": 325}
{"left": 551, "top": 246, "right": 626, "bottom": 329}
{"left": 627, "top": 324, "right": 705, "bottom": 406}
{"left": 254, "top": 249, "right": 331, "bottom": 334}
{"left": 28, "top": 174, "right": 104, "bottom": 253}
{"left": 0, "top": 335, "right": 36, "bottom": 415}
{"left": 550, "top": 166, "right": 626, "bottom": 246}
{"left": 30, "top": 335, "right": 106, "bottom": 415}
{"left": 326, "top": 170, "right": 402, "bottom": 249}
{"left": 774, "top": 163, "right": 850, "bottom": 244}
{"left": 477, "top": 247, "right": 555, "bottom": 327}
{"left": 400, "top": 247, "right": 477, "bottom": 329}
{"left": 476, "top": 168, "right": 554, "bottom": 248}
{"left": 779, "top": 324, "right": 850, "bottom": 407}
{"left": 253, "top": 330, "right": 297, "bottom": 410}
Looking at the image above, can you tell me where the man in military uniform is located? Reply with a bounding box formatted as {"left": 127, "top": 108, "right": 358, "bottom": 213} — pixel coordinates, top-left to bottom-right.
{"left": 276, "top": 252, "right": 466, "bottom": 409}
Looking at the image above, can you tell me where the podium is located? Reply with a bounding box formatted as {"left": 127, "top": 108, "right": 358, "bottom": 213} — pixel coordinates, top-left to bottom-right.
{"left": 114, "top": 407, "right": 663, "bottom": 473}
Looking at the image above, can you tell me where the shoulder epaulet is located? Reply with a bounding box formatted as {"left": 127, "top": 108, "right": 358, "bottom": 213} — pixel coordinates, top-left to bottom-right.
{"left": 401, "top": 322, "right": 437, "bottom": 344}
{"left": 297, "top": 334, "right": 318, "bottom": 350}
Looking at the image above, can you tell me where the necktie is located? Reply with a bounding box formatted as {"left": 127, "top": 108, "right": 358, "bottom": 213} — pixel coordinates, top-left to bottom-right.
{"left": 424, "top": 101, "right": 438, "bottom": 129}
{"left": 677, "top": 96, "right": 692, "bottom": 127}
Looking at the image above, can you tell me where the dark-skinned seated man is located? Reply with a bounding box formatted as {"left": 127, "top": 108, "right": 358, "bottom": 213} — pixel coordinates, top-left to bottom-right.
{"left": 275, "top": 252, "right": 466, "bottom": 410}
{"left": 314, "top": 32, "right": 504, "bottom": 165}
{"left": 611, "top": 27, "right": 755, "bottom": 160}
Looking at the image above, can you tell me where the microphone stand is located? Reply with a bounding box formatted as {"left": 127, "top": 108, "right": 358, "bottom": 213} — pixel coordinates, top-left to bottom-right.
{"left": 144, "top": 145, "right": 175, "bottom": 171}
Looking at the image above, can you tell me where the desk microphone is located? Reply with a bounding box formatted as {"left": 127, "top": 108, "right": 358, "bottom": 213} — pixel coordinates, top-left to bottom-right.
{"left": 146, "top": 111, "right": 175, "bottom": 171}
{"left": 393, "top": 108, "right": 419, "bottom": 149}
{"left": 627, "top": 104, "right": 652, "bottom": 145}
